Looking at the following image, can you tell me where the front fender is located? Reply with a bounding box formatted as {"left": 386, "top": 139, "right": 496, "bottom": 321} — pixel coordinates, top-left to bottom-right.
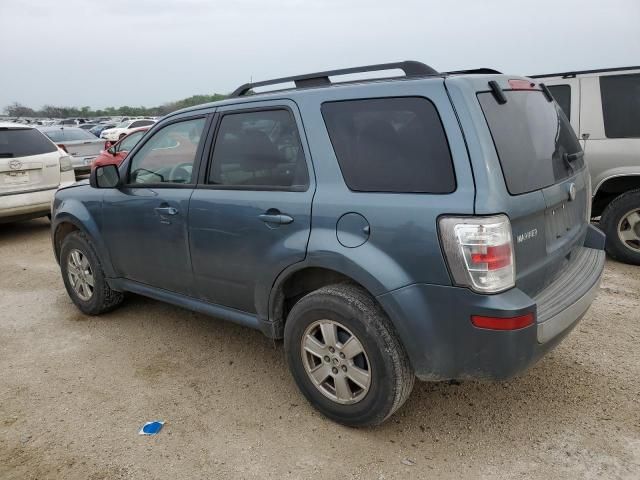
{"left": 51, "top": 193, "right": 115, "bottom": 278}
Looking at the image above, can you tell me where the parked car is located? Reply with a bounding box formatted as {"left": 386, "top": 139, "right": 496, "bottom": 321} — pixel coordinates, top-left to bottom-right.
{"left": 51, "top": 61, "right": 605, "bottom": 426}
{"left": 531, "top": 66, "right": 640, "bottom": 264}
{"left": 92, "top": 127, "right": 149, "bottom": 170}
{"left": 89, "top": 123, "right": 116, "bottom": 137}
{"left": 100, "top": 119, "right": 156, "bottom": 141}
{"left": 39, "top": 126, "right": 105, "bottom": 174}
{"left": 0, "top": 122, "right": 75, "bottom": 223}
{"left": 78, "top": 123, "right": 100, "bottom": 132}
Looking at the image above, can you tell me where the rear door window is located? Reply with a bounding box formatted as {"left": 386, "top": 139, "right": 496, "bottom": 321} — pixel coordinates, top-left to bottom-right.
{"left": 547, "top": 84, "right": 571, "bottom": 120}
{"left": 321, "top": 97, "right": 455, "bottom": 193}
{"left": 208, "top": 109, "right": 309, "bottom": 190}
{"left": 600, "top": 73, "right": 640, "bottom": 138}
{"left": 0, "top": 128, "right": 57, "bottom": 158}
{"left": 478, "top": 90, "right": 583, "bottom": 195}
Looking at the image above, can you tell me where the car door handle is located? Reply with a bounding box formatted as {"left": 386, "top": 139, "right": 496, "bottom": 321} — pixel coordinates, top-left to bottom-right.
{"left": 155, "top": 206, "right": 178, "bottom": 216}
{"left": 259, "top": 213, "right": 294, "bottom": 225}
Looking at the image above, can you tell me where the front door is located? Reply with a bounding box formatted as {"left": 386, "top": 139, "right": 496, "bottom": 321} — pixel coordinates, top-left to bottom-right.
{"left": 189, "top": 103, "right": 314, "bottom": 313}
{"left": 101, "top": 116, "right": 209, "bottom": 296}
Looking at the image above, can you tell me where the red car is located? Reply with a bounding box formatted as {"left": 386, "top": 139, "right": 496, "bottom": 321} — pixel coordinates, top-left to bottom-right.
{"left": 92, "top": 127, "right": 149, "bottom": 170}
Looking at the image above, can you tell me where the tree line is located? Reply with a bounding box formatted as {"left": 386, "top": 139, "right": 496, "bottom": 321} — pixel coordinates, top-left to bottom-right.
{"left": 3, "top": 94, "right": 228, "bottom": 118}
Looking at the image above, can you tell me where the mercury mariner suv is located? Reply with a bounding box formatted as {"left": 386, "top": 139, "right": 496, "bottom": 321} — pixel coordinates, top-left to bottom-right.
{"left": 51, "top": 61, "right": 606, "bottom": 426}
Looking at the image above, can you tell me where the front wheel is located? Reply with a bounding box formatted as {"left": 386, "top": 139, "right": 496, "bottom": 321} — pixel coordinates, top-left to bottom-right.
{"left": 60, "top": 231, "right": 124, "bottom": 314}
{"left": 600, "top": 189, "right": 640, "bottom": 265}
{"left": 284, "top": 284, "right": 414, "bottom": 427}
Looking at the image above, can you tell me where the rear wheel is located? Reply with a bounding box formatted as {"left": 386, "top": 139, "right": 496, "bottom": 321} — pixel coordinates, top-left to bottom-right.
{"left": 284, "top": 283, "right": 414, "bottom": 427}
{"left": 600, "top": 189, "right": 640, "bottom": 265}
{"left": 60, "top": 231, "right": 124, "bottom": 314}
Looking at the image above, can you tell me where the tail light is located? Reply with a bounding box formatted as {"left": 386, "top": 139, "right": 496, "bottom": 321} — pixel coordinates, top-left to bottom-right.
{"left": 59, "top": 154, "right": 73, "bottom": 172}
{"left": 57, "top": 144, "right": 68, "bottom": 153}
{"left": 439, "top": 215, "right": 515, "bottom": 293}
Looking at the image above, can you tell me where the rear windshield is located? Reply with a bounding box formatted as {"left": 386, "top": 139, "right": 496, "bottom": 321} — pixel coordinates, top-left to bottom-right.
{"left": 44, "top": 128, "right": 96, "bottom": 142}
{"left": 0, "top": 127, "right": 57, "bottom": 158}
{"left": 478, "top": 90, "right": 583, "bottom": 195}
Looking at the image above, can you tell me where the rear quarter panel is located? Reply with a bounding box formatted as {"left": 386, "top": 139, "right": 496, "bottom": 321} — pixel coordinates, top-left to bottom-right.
{"left": 293, "top": 78, "right": 476, "bottom": 294}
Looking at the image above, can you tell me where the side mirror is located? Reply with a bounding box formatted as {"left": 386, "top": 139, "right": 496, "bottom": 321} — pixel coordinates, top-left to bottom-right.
{"left": 90, "top": 164, "right": 120, "bottom": 189}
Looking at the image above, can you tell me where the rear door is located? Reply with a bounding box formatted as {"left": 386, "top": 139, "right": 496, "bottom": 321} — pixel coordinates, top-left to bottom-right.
{"left": 188, "top": 101, "right": 314, "bottom": 313}
{"left": 476, "top": 84, "right": 589, "bottom": 296}
{"left": 0, "top": 126, "right": 61, "bottom": 195}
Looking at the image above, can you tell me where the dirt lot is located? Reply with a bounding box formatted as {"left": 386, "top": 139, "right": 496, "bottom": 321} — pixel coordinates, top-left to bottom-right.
{"left": 1, "top": 219, "right": 639, "bottom": 479}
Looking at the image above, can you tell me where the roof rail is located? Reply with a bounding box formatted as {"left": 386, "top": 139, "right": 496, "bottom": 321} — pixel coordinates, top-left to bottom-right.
{"left": 445, "top": 68, "right": 502, "bottom": 75}
{"left": 529, "top": 65, "right": 640, "bottom": 79}
{"left": 230, "top": 61, "right": 438, "bottom": 97}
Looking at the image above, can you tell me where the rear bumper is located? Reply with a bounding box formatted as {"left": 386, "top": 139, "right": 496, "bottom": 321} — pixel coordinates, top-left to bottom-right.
{"left": 377, "top": 244, "right": 605, "bottom": 382}
{"left": 0, "top": 187, "right": 57, "bottom": 222}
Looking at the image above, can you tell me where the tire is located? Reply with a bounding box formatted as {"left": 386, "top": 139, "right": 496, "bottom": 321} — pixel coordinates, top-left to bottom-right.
{"left": 284, "top": 283, "right": 414, "bottom": 427}
{"left": 600, "top": 189, "right": 640, "bottom": 265}
{"left": 60, "top": 231, "right": 124, "bottom": 315}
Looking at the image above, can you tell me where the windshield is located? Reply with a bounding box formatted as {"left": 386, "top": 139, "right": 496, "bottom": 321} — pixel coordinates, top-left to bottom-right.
{"left": 116, "top": 121, "right": 132, "bottom": 128}
{"left": 478, "top": 90, "right": 583, "bottom": 195}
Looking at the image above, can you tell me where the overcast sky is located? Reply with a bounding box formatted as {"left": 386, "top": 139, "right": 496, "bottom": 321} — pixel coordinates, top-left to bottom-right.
{"left": 1, "top": 0, "right": 639, "bottom": 110}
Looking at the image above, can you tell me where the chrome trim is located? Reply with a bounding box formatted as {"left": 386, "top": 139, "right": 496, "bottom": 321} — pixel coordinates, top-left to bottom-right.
{"left": 592, "top": 173, "right": 640, "bottom": 197}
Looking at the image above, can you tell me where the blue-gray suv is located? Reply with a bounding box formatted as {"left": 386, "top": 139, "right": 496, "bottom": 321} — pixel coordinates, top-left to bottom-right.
{"left": 51, "top": 62, "right": 606, "bottom": 426}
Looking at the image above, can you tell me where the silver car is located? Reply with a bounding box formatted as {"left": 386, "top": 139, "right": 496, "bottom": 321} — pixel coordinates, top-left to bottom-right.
{"left": 39, "top": 126, "right": 104, "bottom": 175}
{"left": 532, "top": 66, "right": 640, "bottom": 265}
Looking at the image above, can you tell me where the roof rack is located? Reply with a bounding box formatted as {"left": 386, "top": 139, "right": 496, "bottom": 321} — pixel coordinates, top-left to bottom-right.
{"left": 530, "top": 65, "right": 640, "bottom": 79}
{"left": 230, "top": 61, "right": 439, "bottom": 97}
{"left": 445, "top": 68, "right": 502, "bottom": 75}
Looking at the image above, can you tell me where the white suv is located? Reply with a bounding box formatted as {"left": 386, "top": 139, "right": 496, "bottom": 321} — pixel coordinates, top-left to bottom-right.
{"left": 100, "top": 119, "right": 156, "bottom": 142}
{"left": 532, "top": 66, "right": 640, "bottom": 264}
{"left": 0, "top": 122, "right": 76, "bottom": 223}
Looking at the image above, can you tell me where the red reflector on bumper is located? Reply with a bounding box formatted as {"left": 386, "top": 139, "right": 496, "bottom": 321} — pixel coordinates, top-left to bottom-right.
{"left": 471, "top": 313, "right": 534, "bottom": 330}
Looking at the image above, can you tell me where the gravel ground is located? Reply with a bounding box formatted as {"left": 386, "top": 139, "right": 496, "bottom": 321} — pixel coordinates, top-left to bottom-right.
{"left": 1, "top": 219, "right": 639, "bottom": 480}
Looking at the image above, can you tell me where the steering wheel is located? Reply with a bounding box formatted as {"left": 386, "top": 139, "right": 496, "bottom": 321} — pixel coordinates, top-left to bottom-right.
{"left": 168, "top": 162, "right": 192, "bottom": 183}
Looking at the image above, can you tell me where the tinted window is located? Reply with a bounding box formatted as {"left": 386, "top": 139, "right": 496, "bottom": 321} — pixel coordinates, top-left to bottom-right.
{"left": 547, "top": 84, "right": 571, "bottom": 120}
{"left": 478, "top": 90, "right": 583, "bottom": 195}
{"left": 0, "top": 127, "right": 57, "bottom": 158}
{"left": 129, "top": 118, "right": 205, "bottom": 185}
{"left": 44, "top": 128, "right": 97, "bottom": 142}
{"left": 130, "top": 120, "right": 154, "bottom": 128}
{"left": 321, "top": 97, "right": 455, "bottom": 193}
{"left": 600, "top": 73, "right": 640, "bottom": 138}
{"left": 117, "top": 131, "right": 145, "bottom": 152}
{"left": 208, "top": 109, "right": 309, "bottom": 189}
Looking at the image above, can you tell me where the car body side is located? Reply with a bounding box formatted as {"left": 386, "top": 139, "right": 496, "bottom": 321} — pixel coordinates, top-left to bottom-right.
{"left": 51, "top": 74, "right": 604, "bottom": 381}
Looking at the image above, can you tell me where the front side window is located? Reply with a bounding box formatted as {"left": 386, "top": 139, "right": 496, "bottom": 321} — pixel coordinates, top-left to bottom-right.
{"left": 208, "top": 109, "right": 309, "bottom": 189}
{"left": 600, "top": 73, "right": 640, "bottom": 138}
{"left": 321, "top": 97, "right": 455, "bottom": 193}
{"left": 128, "top": 117, "right": 205, "bottom": 185}
{"left": 547, "top": 84, "right": 571, "bottom": 121}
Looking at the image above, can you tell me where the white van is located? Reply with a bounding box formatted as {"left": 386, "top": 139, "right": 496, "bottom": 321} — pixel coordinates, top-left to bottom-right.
{"left": 0, "top": 122, "right": 76, "bottom": 223}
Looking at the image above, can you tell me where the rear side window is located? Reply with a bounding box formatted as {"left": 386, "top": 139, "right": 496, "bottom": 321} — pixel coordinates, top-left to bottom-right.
{"left": 600, "top": 73, "right": 640, "bottom": 138}
{"left": 547, "top": 84, "right": 571, "bottom": 120}
{"left": 478, "top": 90, "right": 583, "bottom": 195}
{"left": 208, "top": 109, "right": 309, "bottom": 190}
{"left": 0, "top": 128, "right": 57, "bottom": 158}
{"left": 321, "top": 97, "right": 455, "bottom": 193}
